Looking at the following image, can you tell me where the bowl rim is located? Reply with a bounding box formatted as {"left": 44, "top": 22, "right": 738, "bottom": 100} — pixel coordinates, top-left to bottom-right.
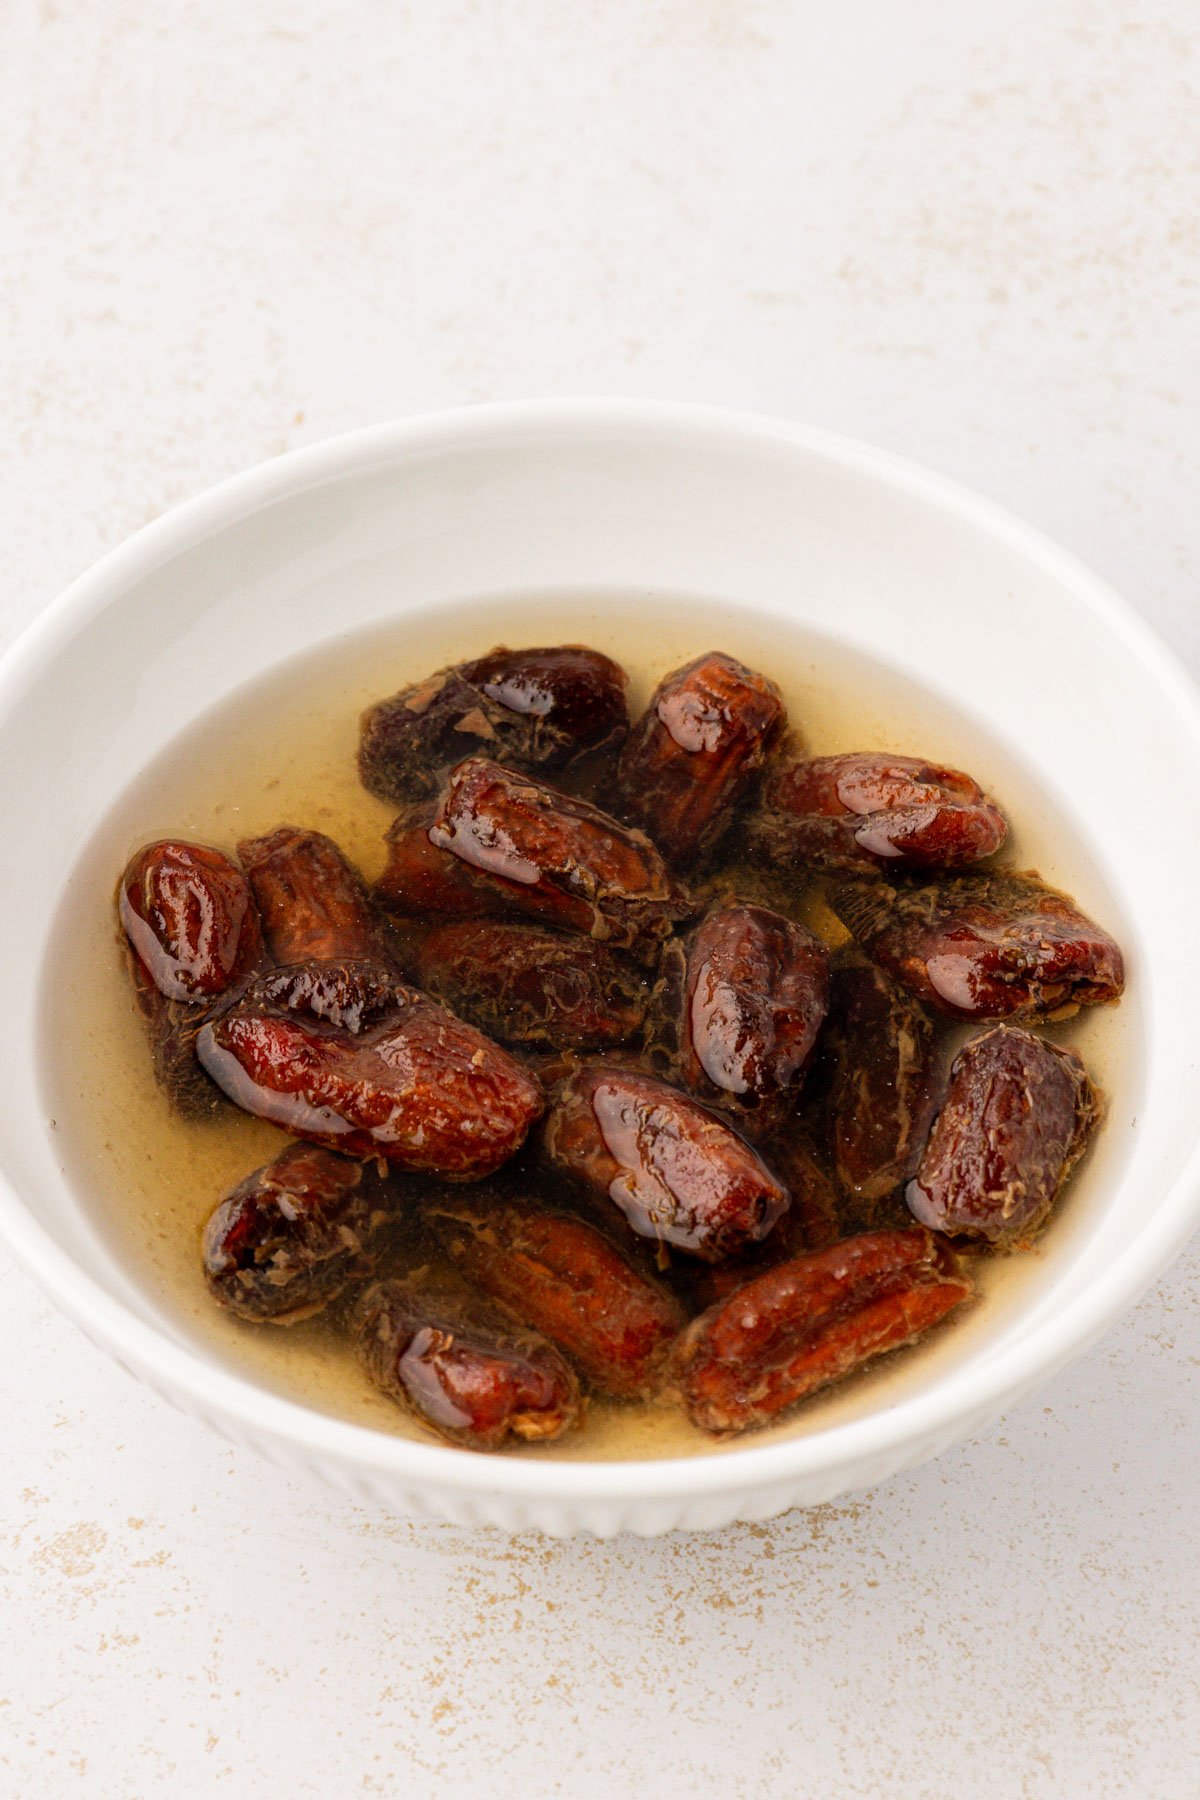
{"left": 3, "top": 395, "right": 1200, "bottom": 1503}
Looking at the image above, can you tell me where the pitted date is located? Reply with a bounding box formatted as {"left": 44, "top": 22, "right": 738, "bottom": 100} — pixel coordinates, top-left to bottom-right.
{"left": 239, "top": 826, "right": 392, "bottom": 965}
{"left": 203, "top": 1142, "right": 393, "bottom": 1323}
{"left": 674, "top": 1228, "right": 973, "bottom": 1433}
{"left": 751, "top": 752, "right": 1007, "bottom": 873}
{"left": 427, "top": 757, "right": 692, "bottom": 957}
{"left": 829, "top": 959, "right": 937, "bottom": 1201}
{"left": 828, "top": 869, "right": 1126, "bottom": 1020}
{"left": 416, "top": 921, "right": 648, "bottom": 1050}
{"left": 543, "top": 1063, "right": 789, "bottom": 1262}
{"left": 616, "top": 652, "right": 785, "bottom": 865}
{"left": 659, "top": 906, "right": 830, "bottom": 1122}
{"left": 359, "top": 645, "right": 629, "bottom": 805}
{"left": 908, "top": 1025, "right": 1098, "bottom": 1245}
{"left": 353, "top": 1276, "right": 582, "bottom": 1449}
{"left": 428, "top": 1196, "right": 686, "bottom": 1397}
{"left": 196, "top": 960, "right": 544, "bottom": 1176}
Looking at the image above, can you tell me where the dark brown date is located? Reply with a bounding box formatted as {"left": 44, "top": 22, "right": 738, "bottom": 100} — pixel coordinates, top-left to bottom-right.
{"left": 828, "top": 869, "right": 1126, "bottom": 1020}
{"left": 686, "top": 1135, "right": 842, "bottom": 1306}
{"left": 750, "top": 751, "right": 1007, "bottom": 873}
{"left": 674, "top": 1229, "right": 973, "bottom": 1433}
{"left": 428, "top": 1195, "right": 686, "bottom": 1397}
{"left": 829, "top": 959, "right": 937, "bottom": 1202}
{"left": 202, "top": 1142, "right": 393, "bottom": 1323}
{"left": 359, "top": 645, "right": 629, "bottom": 805}
{"left": 616, "top": 652, "right": 785, "bottom": 865}
{"left": 660, "top": 906, "right": 830, "bottom": 1122}
{"left": 427, "top": 757, "right": 692, "bottom": 957}
{"left": 353, "top": 1275, "right": 582, "bottom": 1449}
{"left": 907, "top": 1026, "right": 1098, "bottom": 1245}
{"left": 239, "top": 826, "right": 391, "bottom": 965}
{"left": 543, "top": 1063, "right": 788, "bottom": 1262}
{"left": 416, "top": 921, "right": 648, "bottom": 1050}
{"left": 120, "top": 839, "right": 263, "bottom": 1002}
{"left": 196, "top": 960, "right": 544, "bottom": 1177}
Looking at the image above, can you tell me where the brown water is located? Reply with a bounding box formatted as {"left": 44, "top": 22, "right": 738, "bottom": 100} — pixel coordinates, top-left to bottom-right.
{"left": 41, "top": 595, "right": 1138, "bottom": 1460}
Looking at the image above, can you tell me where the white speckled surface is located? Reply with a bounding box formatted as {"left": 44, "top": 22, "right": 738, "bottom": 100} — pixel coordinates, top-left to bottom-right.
{"left": 3, "top": 3, "right": 1199, "bottom": 1792}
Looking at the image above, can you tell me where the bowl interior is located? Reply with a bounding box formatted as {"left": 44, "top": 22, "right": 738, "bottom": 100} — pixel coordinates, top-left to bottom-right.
{"left": 2, "top": 407, "right": 1197, "bottom": 1494}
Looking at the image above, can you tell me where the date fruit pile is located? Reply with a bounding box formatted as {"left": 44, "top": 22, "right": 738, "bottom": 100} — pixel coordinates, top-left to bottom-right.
{"left": 118, "top": 645, "right": 1125, "bottom": 1452}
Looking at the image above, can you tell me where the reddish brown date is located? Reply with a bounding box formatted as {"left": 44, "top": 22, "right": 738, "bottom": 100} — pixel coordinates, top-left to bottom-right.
{"left": 196, "top": 960, "right": 544, "bottom": 1177}
{"left": 416, "top": 921, "right": 648, "bottom": 1050}
{"left": 751, "top": 751, "right": 1007, "bottom": 873}
{"left": 616, "top": 652, "right": 785, "bottom": 865}
{"left": 353, "top": 1276, "right": 581, "bottom": 1449}
{"left": 829, "top": 959, "right": 937, "bottom": 1202}
{"left": 674, "top": 1229, "right": 973, "bottom": 1433}
{"left": 239, "top": 826, "right": 391, "bottom": 965}
{"left": 907, "top": 1026, "right": 1098, "bottom": 1245}
{"left": 429, "top": 1196, "right": 687, "bottom": 1397}
{"left": 202, "top": 1143, "right": 394, "bottom": 1323}
{"left": 660, "top": 906, "right": 830, "bottom": 1121}
{"left": 359, "top": 645, "right": 629, "bottom": 805}
{"left": 427, "top": 757, "right": 692, "bottom": 957}
{"left": 374, "top": 808, "right": 501, "bottom": 921}
{"left": 543, "top": 1063, "right": 788, "bottom": 1262}
{"left": 119, "top": 840, "right": 265, "bottom": 1118}
{"left": 828, "top": 869, "right": 1126, "bottom": 1020}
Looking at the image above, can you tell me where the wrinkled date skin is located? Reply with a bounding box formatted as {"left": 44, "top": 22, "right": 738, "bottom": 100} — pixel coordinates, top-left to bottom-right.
{"left": 543, "top": 1063, "right": 789, "bottom": 1262}
{"left": 687, "top": 1135, "right": 842, "bottom": 1307}
{"left": 353, "top": 1276, "right": 581, "bottom": 1449}
{"left": 663, "top": 906, "right": 830, "bottom": 1122}
{"left": 119, "top": 840, "right": 265, "bottom": 1118}
{"left": 359, "top": 645, "right": 629, "bottom": 805}
{"left": 239, "top": 826, "right": 392, "bottom": 966}
{"left": 416, "top": 920, "right": 648, "bottom": 1050}
{"left": 203, "top": 1142, "right": 394, "bottom": 1324}
{"left": 908, "top": 1025, "right": 1098, "bottom": 1245}
{"left": 751, "top": 751, "right": 1008, "bottom": 873}
{"left": 427, "top": 758, "right": 692, "bottom": 958}
{"left": 196, "top": 960, "right": 544, "bottom": 1177}
{"left": 829, "top": 959, "right": 937, "bottom": 1202}
{"left": 616, "top": 652, "right": 786, "bottom": 866}
{"left": 429, "top": 1196, "right": 687, "bottom": 1398}
{"left": 829, "top": 870, "right": 1126, "bottom": 1020}
{"left": 674, "top": 1229, "right": 974, "bottom": 1433}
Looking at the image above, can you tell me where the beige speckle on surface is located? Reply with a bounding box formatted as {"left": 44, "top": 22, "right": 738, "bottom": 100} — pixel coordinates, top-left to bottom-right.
{"left": 2, "top": 1, "right": 1200, "bottom": 1794}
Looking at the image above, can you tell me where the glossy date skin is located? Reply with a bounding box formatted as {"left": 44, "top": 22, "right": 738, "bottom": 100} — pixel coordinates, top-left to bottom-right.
{"left": 119, "top": 840, "right": 265, "bottom": 1117}
{"left": 828, "top": 870, "right": 1126, "bottom": 1020}
{"left": 616, "top": 652, "right": 786, "bottom": 866}
{"left": 374, "top": 807, "right": 501, "bottom": 921}
{"left": 674, "top": 1229, "right": 973, "bottom": 1434}
{"left": 654, "top": 906, "right": 830, "bottom": 1124}
{"left": 416, "top": 920, "right": 648, "bottom": 1050}
{"left": 427, "top": 757, "right": 692, "bottom": 958}
{"left": 354, "top": 1276, "right": 582, "bottom": 1449}
{"left": 239, "top": 826, "right": 392, "bottom": 965}
{"left": 428, "top": 1195, "right": 687, "bottom": 1398}
{"left": 543, "top": 1064, "right": 789, "bottom": 1262}
{"left": 908, "top": 1025, "right": 1098, "bottom": 1245}
{"left": 686, "top": 1135, "right": 842, "bottom": 1307}
{"left": 203, "top": 1142, "right": 393, "bottom": 1323}
{"left": 196, "top": 960, "right": 544, "bottom": 1177}
{"left": 751, "top": 751, "right": 1007, "bottom": 873}
{"left": 359, "top": 645, "right": 629, "bottom": 805}
{"left": 829, "top": 960, "right": 937, "bottom": 1202}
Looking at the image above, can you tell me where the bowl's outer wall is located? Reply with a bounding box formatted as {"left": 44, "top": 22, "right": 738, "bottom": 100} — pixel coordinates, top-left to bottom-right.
{"left": 2, "top": 403, "right": 1199, "bottom": 1533}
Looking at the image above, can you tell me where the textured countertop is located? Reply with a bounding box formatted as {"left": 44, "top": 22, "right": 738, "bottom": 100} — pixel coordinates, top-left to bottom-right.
{"left": 3, "top": 3, "right": 1199, "bottom": 1794}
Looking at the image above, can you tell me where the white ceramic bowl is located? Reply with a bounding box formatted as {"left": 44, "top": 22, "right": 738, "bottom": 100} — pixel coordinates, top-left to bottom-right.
{"left": 2, "top": 401, "right": 1199, "bottom": 1536}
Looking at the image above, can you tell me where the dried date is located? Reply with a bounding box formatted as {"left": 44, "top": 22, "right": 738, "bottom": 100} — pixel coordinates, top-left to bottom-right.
{"left": 353, "top": 1275, "right": 582, "bottom": 1449}
{"left": 543, "top": 1063, "right": 789, "bottom": 1262}
{"left": 674, "top": 1228, "right": 973, "bottom": 1433}
{"left": 428, "top": 1195, "right": 686, "bottom": 1397}
{"left": 616, "top": 652, "right": 785, "bottom": 865}
{"left": 829, "top": 959, "right": 937, "bottom": 1202}
{"left": 686, "top": 1135, "right": 842, "bottom": 1306}
{"left": 373, "top": 807, "right": 501, "bottom": 921}
{"left": 828, "top": 869, "right": 1125, "bottom": 1020}
{"left": 907, "top": 1025, "right": 1098, "bottom": 1245}
{"left": 196, "top": 960, "right": 544, "bottom": 1177}
{"left": 239, "top": 826, "right": 393, "bottom": 965}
